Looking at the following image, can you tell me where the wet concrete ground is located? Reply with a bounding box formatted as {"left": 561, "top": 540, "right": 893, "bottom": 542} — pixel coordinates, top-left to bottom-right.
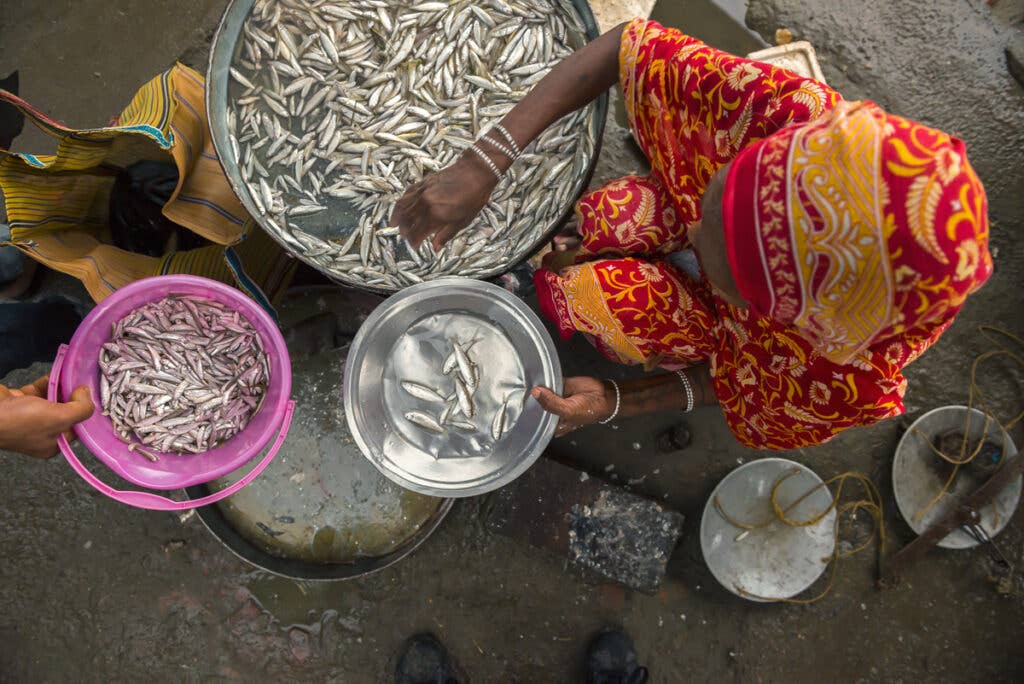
{"left": 2, "top": 0, "right": 1024, "bottom": 681}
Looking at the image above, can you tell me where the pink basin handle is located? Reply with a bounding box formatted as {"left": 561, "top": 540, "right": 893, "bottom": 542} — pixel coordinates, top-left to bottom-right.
{"left": 48, "top": 344, "right": 294, "bottom": 511}
{"left": 47, "top": 345, "right": 68, "bottom": 404}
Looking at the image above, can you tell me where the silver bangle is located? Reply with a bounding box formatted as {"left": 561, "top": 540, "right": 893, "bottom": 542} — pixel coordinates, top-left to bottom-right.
{"left": 468, "top": 143, "right": 502, "bottom": 180}
{"left": 598, "top": 379, "right": 621, "bottom": 424}
{"left": 493, "top": 123, "right": 522, "bottom": 157}
{"left": 480, "top": 131, "right": 519, "bottom": 162}
{"left": 675, "top": 370, "right": 695, "bottom": 413}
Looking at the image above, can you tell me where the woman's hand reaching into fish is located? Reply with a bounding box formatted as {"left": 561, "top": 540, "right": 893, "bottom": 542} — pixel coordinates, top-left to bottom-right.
{"left": 392, "top": 153, "right": 497, "bottom": 251}
{"left": 393, "top": 23, "right": 626, "bottom": 252}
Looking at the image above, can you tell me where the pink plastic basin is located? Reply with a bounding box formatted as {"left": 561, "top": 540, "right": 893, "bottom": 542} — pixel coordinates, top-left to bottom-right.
{"left": 48, "top": 275, "right": 293, "bottom": 509}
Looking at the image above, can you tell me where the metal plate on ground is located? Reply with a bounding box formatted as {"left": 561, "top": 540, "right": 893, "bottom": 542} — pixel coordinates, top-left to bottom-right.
{"left": 345, "top": 277, "right": 561, "bottom": 497}
{"left": 700, "top": 458, "right": 836, "bottom": 602}
{"left": 893, "top": 406, "right": 1021, "bottom": 550}
{"left": 190, "top": 288, "right": 451, "bottom": 580}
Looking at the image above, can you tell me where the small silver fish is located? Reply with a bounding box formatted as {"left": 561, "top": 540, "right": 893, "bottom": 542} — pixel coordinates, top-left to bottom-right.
{"left": 127, "top": 442, "right": 161, "bottom": 463}
{"left": 442, "top": 338, "right": 477, "bottom": 374}
{"left": 289, "top": 204, "right": 327, "bottom": 217}
{"left": 453, "top": 341, "right": 475, "bottom": 383}
{"left": 464, "top": 361, "right": 479, "bottom": 392}
{"left": 229, "top": 67, "right": 255, "bottom": 90}
{"left": 400, "top": 380, "right": 445, "bottom": 403}
{"left": 454, "top": 377, "right": 474, "bottom": 418}
{"left": 404, "top": 410, "right": 444, "bottom": 433}
{"left": 439, "top": 400, "right": 459, "bottom": 425}
{"left": 491, "top": 400, "right": 509, "bottom": 441}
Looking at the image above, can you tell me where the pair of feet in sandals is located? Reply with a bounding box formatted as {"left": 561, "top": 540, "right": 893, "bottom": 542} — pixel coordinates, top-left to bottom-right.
{"left": 395, "top": 628, "right": 648, "bottom": 684}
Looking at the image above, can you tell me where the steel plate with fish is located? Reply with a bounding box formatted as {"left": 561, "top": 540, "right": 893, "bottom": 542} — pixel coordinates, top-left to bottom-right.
{"left": 206, "top": 0, "right": 606, "bottom": 293}
{"left": 345, "top": 277, "right": 561, "bottom": 497}
{"left": 893, "top": 406, "right": 1021, "bottom": 550}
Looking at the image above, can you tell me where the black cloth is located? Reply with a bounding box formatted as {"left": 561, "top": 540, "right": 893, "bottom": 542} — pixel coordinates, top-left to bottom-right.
{"left": 0, "top": 296, "right": 82, "bottom": 377}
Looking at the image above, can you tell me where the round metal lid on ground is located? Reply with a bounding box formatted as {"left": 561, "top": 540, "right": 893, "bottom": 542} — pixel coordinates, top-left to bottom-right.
{"left": 700, "top": 458, "right": 837, "bottom": 602}
{"left": 344, "top": 277, "right": 561, "bottom": 497}
{"left": 893, "top": 405, "right": 1021, "bottom": 550}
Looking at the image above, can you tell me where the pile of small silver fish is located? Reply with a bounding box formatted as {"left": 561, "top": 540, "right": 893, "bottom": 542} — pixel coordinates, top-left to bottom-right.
{"left": 226, "top": 0, "right": 596, "bottom": 290}
{"left": 99, "top": 296, "right": 270, "bottom": 459}
{"left": 401, "top": 337, "right": 517, "bottom": 443}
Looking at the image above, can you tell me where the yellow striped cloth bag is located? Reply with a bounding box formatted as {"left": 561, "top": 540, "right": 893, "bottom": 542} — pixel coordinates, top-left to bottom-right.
{"left": 0, "top": 63, "right": 295, "bottom": 314}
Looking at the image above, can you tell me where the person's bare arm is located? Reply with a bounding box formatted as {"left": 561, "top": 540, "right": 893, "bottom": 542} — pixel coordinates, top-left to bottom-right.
{"left": 531, "top": 366, "right": 717, "bottom": 437}
{"left": 393, "top": 22, "right": 627, "bottom": 249}
{"left": 494, "top": 22, "right": 624, "bottom": 167}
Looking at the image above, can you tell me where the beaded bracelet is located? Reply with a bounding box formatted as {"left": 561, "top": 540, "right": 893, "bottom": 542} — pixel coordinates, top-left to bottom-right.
{"left": 468, "top": 143, "right": 503, "bottom": 180}
{"left": 598, "top": 379, "right": 621, "bottom": 424}
{"left": 675, "top": 369, "right": 695, "bottom": 413}
{"left": 480, "top": 131, "right": 519, "bottom": 162}
{"left": 492, "top": 123, "right": 523, "bottom": 157}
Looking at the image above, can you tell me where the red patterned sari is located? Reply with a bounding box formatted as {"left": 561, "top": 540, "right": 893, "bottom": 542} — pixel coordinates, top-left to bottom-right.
{"left": 534, "top": 20, "right": 991, "bottom": 449}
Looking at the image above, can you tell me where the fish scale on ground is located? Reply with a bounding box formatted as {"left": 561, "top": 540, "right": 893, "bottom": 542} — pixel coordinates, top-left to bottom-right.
{"left": 226, "top": 0, "right": 596, "bottom": 290}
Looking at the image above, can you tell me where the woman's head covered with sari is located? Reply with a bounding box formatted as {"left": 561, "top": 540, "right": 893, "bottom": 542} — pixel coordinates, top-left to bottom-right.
{"left": 721, "top": 100, "right": 992, "bottom": 364}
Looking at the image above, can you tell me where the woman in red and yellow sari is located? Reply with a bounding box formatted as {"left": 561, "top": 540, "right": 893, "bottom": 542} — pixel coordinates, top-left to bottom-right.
{"left": 393, "top": 19, "right": 992, "bottom": 450}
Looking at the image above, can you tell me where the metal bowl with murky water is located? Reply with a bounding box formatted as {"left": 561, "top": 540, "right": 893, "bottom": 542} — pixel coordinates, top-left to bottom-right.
{"left": 345, "top": 277, "right": 561, "bottom": 497}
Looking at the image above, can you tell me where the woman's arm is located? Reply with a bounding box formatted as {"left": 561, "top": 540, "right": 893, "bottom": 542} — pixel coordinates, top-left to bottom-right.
{"left": 494, "top": 22, "right": 625, "bottom": 165}
{"left": 393, "top": 23, "right": 627, "bottom": 249}
{"left": 531, "top": 366, "right": 717, "bottom": 437}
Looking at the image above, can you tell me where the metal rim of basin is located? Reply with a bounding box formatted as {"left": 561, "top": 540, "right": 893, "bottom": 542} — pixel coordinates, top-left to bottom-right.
{"left": 185, "top": 484, "right": 454, "bottom": 581}
{"left": 343, "top": 277, "right": 562, "bottom": 498}
{"left": 205, "top": 0, "right": 608, "bottom": 295}
{"left": 892, "top": 405, "right": 1021, "bottom": 550}
{"left": 699, "top": 457, "right": 837, "bottom": 602}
